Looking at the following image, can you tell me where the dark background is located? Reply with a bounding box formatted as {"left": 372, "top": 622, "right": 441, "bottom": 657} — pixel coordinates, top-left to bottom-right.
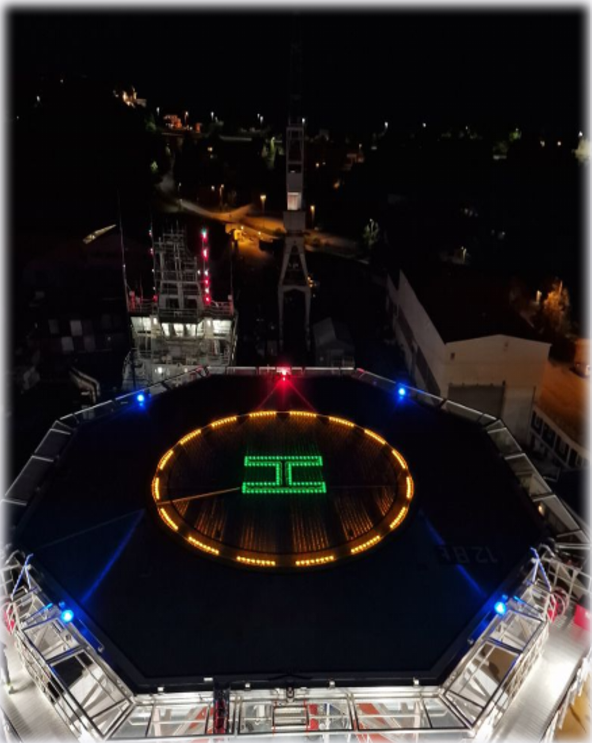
{"left": 10, "top": 10, "right": 584, "bottom": 134}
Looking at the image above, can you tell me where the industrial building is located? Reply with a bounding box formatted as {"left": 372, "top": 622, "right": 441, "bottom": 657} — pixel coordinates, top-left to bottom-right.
{"left": 386, "top": 264, "right": 552, "bottom": 443}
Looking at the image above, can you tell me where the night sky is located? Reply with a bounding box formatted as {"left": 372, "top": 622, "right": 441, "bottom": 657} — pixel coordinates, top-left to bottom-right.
{"left": 10, "top": 9, "right": 585, "bottom": 134}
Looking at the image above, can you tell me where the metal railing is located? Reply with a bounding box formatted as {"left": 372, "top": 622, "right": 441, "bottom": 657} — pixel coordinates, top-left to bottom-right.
{"left": 0, "top": 546, "right": 571, "bottom": 742}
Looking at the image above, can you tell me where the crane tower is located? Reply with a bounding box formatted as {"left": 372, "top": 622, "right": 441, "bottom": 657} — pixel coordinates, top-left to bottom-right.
{"left": 278, "top": 31, "right": 311, "bottom": 351}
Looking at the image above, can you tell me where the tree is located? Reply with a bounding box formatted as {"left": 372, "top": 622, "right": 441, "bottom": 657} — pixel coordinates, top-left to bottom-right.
{"left": 362, "top": 219, "right": 380, "bottom": 252}
{"left": 537, "top": 280, "right": 572, "bottom": 336}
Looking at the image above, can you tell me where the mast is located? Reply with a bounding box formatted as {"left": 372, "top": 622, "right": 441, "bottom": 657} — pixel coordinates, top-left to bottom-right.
{"left": 278, "top": 17, "right": 311, "bottom": 352}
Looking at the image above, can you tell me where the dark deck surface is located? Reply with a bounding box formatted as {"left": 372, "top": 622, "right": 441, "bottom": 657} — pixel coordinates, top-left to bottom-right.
{"left": 15, "top": 375, "right": 545, "bottom": 691}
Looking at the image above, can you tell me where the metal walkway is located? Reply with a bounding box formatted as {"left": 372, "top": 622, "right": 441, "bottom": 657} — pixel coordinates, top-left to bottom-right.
{"left": 0, "top": 632, "right": 74, "bottom": 742}
{"left": 491, "top": 611, "right": 590, "bottom": 741}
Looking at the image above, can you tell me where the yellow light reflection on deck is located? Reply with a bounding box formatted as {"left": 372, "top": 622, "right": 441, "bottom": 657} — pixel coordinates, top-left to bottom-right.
{"left": 391, "top": 449, "right": 408, "bottom": 470}
{"left": 295, "top": 555, "right": 335, "bottom": 566}
{"left": 328, "top": 416, "right": 355, "bottom": 428}
{"left": 187, "top": 536, "right": 220, "bottom": 555}
{"left": 406, "top": 476, "right": 414, "bottom": 501}
{"left": 236, "top": 555, "right": 276, "bottom": 566}
{"left": 159, "top": 509, "right": 179, "bottom": 531}
{"left": 152, "top": 477, "right": 160, "bottom": 501}
{"left": 351, "top": 535, "right": 381, "bottom": 554}
{"left": 158, "top": 449, "right": 174, "bottom": 471}
{"left": 364, "top": 429, "right": 386, "bottom": 446}
{"left": 180, "top": 429, "right": 201, "bottom": 445}
{"left": 390, "top": 507, "right": 408, "bottom": 530}
{"left": 210, "top": 416, "right": 238, "bottom": 428}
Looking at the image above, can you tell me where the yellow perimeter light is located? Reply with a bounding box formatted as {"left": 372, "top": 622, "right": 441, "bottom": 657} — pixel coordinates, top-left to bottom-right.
{"left": 158, "top": 449, "right": 174, "bottom": 471}
{"left": 391, "top": 449, "right": 408, "bottom": 470}
{"left": 187, "top": 536, "right": 220, "bottom": 556}
{"left": 249, "top": 411, "right": 277, "bottom": 418}
{"left": 236, "top": 555, "right": 276, "bottom": 566}
{"left": 406, "top": 476, "right": 414, "bottom": 501}
{"left": 390, "top": 507, "right": 408, "bottom": 530}
{"left": 159, "top": 509, "right": 179, "bottom": 532}
{"left": 351, "top": 534, "right": 381, "bottom": 554}
{"left": 152, "top": 477, "right": 160, "bottom": 501}
{"left": 364, "top": 429, "right": 386, "bottom": 446}
{"left": 180, "top": 429, "right": 202, "bottom": 445}
{"left": 210, "top": 415, "right": 238, "bottom": 428}
{"left": 328, "top": 416, "right": 355, "bottom": 428}
{"left": 289, "top": 410, "right": 317, "bottom": 418}
{"left": 295, "top": 555, "right": 335, "bottom": 566}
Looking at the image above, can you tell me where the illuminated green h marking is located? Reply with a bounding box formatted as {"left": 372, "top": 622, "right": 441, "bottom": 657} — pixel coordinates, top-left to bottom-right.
{"left": 242, "top": 455, "right": 326, "bottom": 494}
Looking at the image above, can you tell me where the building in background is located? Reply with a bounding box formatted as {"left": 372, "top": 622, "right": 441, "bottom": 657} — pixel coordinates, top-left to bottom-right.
{"left": 313, "top": 317, "right": 355, "bottom": 367}
{"left": 530, "top": 359, "right": 588, "bottom": 472}
{"left": 387, "top": 264, "right": 551, "bottom": 443}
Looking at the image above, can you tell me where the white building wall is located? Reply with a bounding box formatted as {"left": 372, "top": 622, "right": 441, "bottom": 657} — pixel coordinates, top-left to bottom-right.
{"left": 387, "top": 272, "right": 447, "bottom": 393}
{"left": 445, "top": 336, "right": 551, "bottom": 441}
{"left": 386, "top": 272, "right": 551, "bottom": 442}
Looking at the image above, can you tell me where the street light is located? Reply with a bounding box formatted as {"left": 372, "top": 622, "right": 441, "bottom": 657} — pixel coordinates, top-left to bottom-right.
{"left": 219, "top": 184, "right": 224, "bottom": 208}
{"left": 260, "top": 194, "right": 267, "bottom": 213}
{"left": 310, "top": 204, "right": 316, "bottom": 227}
{"left": 384, "top": 121, "right": 388, "bottom": 130}
{"left": 211, "top": 111, "right": 214, "bottom": 121}
{"left": 184, "top": 110, "right": 189, "bottom": 124}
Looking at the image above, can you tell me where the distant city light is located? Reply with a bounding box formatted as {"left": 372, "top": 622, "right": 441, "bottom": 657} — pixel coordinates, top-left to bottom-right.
{"left": 422, "top": 122, "right": 427, "bottom": 128}
{"left": 201, "top": 229, "right": 208, "bottom": 238}
{"left": 557, "top": 141, "right": 562, "bottom": 147}
{"left": 60, "top": 608, "right": 74, "bottom": 624}
{"left": 494, "top": 601, "right": 507, "bottom": 616}
{"left": 385, "top": 121, "right": 388, "bottom": 129}
{"left": 397, "top": 386, "right": 407, "bottom": 397}
{"left": 540, "top": 140, "right": 546, "bottom": 147}
{"left": 136, "top": 393, "right": 145, "bottom": 404}
{"left": 157, "top": 367, "right": 163, "bottom": 374}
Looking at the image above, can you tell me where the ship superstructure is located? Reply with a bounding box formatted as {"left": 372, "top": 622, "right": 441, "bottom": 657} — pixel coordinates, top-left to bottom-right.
{"left": 122, "top": 224, "right": 237, "bottom": 389}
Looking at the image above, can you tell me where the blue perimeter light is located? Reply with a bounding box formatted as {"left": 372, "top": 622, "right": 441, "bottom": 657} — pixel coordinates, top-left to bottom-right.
{"left": 397, "top": 386, "right": 407, "bottom": 397}
{"left": 136, "top": 393, "right": 146, "bottom": 404}
{"left": 494, "top": 600, "right": 507, "bottom": 616}
{"left": 60, "top": 608, "right": 74, "bottom": 624}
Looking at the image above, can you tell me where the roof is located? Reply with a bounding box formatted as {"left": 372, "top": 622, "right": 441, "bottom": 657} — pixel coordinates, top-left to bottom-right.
{"left": 397, "top": 263, "right": 543, "bottom": 344}
{"left": 537, "top": 359, "right": 588, "bottom": 447}
{"left": 13, "top": 374, "right": 543, "bottom": 691}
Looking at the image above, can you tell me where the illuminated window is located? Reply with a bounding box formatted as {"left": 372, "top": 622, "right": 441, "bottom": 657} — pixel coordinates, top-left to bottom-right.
{"left": 287, "top": 192, "right": 302, "bottom": 211}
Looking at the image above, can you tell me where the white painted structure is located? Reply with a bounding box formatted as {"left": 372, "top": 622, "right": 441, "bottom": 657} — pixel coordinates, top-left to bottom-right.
{"left": 387, "top": 268, "right": 551, "bottom": 442}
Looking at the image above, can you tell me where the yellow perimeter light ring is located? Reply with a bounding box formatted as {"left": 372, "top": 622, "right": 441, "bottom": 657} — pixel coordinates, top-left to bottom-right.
{"left": 152, "top": 410, "right": 414, "bottom": 569}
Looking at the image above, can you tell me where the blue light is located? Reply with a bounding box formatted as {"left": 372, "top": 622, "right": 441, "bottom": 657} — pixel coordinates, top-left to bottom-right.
{"left": 397, "top": 386, "right": 407, "bottom": 397}
{"left": 494, "top": 601, "right": 507, "bottom": 616}
{"left": 136, "top": 393, "right": 145, "bottom": 404}
{"left": 60, "top": 608, "right": 74, "bottom": 624}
